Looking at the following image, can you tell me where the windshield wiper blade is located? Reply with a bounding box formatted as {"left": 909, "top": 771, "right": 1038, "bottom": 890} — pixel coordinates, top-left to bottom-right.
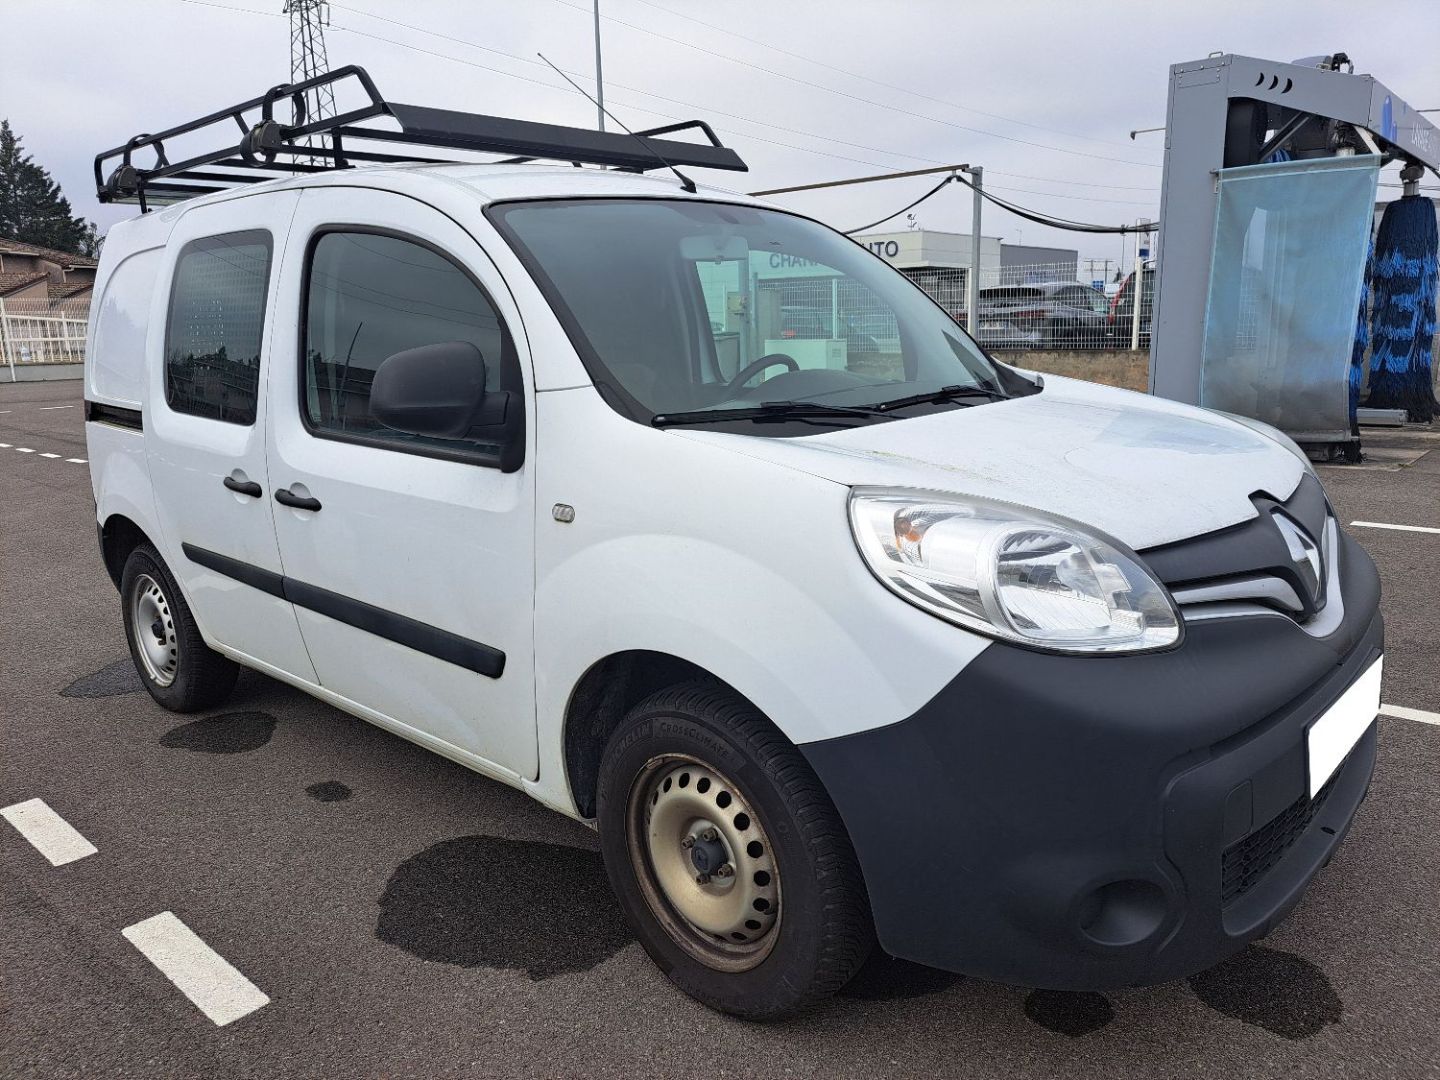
{"left": 866, "top": 383, "right": 1007, "bottom": 413}
{"left": 652, "top": 400, "right": 888, "bottom": 428}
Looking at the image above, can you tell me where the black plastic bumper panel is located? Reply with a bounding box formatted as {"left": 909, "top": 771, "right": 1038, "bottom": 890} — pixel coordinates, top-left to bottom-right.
{"left": 801, "top": 528, "right": 1382, "bottom": 990}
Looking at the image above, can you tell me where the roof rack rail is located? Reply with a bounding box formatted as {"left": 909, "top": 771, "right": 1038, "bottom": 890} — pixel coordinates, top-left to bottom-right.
{"left": 94, "top": 65, "right": 747, "bottom": 211}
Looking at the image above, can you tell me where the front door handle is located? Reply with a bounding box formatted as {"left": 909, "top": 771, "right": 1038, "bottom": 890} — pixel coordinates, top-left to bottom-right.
{"left": 223, "top": 475, "right": 262, "bottom": 498}
{"left": 274, "top": 487, "right": 323, "bottom": 512}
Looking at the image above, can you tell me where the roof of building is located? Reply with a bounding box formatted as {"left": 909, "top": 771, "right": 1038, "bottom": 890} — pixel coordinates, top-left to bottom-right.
{"left": 47, "top": 280, "right": 92, "bottom": 300}
{"left": 0, "top": 237, "right": 98, "bottom": 269}
{"left": 0, "top": 269, "right": 51, "bottom": 296}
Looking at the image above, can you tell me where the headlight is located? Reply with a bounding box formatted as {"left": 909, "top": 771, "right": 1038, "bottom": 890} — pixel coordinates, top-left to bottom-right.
{"left": 848, "top": 489, "right": 1182, "bottom": 654}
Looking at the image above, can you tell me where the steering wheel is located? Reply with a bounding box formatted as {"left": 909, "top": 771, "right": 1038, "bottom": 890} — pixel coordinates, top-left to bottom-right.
{"left": 726, "top": 353, "right": 799, "bottom": 391}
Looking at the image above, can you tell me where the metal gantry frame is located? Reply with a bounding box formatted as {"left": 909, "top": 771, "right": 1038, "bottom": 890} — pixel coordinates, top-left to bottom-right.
{"left": 93, "top": 66, "right": 747, "bottom": 211}
{"left": 1150, "top": 52, "right": 1440, "bottom": 421}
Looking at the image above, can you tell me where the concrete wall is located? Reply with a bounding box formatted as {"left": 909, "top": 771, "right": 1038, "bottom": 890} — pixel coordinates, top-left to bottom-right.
{"left": 6, "top": 361, "right": 83, "bottom": 382}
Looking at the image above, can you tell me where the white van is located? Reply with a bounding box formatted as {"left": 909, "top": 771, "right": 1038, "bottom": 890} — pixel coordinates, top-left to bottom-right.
{"left": 85, "top": 74, "right": 1383, "bottom": 1019}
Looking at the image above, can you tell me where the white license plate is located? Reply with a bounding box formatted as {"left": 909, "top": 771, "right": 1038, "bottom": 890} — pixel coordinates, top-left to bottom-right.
{"left": 1307, "top": 656, "right": 1382, "bottom": 797}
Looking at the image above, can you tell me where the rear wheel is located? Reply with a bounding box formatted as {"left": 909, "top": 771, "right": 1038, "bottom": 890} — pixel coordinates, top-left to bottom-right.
{"left": 120, "top": 544, "right": 239, "bottom": 712}
{"left": 597, "top": 680, "right": 873, "bottom": 1019}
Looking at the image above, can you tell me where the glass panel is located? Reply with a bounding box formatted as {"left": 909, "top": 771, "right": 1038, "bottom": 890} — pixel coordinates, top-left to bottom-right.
{"left": 303, "top": 232, "right": 511, "bottom": 453}
{"left": 492, "top": 199, "right": 1006, "bottom": 425}
{"left": 164, "top": 231, "right": 271, "bottom": 425}
{"left": 1200, "top": 155, "right": 1379, "bottom": 440}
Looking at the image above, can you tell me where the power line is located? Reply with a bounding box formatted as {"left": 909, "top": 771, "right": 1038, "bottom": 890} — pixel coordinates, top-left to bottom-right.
{"left": 323, "top": 3, "right": 1160, "bottom": 205}
{"left": 333, "top": 20, "right": 1159, "bottom": 209}
{"left": 836, "top": 171, "right": 1157, "bottom": 235}
{"left": 184, "top": 0, "right": 1160, "bottom": 201}
{"left": 169, "top": 0, "right": 1161, "bottom": 213}
{"left": 544, "top": 0, "right": 1163, "bottom": 168}
{"left": 629, "top": 0, "right": 1150, "bottom": 153}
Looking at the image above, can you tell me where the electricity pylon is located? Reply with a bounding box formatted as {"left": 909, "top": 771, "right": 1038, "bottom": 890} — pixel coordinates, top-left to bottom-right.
{"left": 283, "top": 1, "right": 336, "bottom": 163}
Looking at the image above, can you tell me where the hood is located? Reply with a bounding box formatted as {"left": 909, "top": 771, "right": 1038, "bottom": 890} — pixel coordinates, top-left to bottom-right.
{"left": 672, "top": 375, "right": 1305, "bottom": 551}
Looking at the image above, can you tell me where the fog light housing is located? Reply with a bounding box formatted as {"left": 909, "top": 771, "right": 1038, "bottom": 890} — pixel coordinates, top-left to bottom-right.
{"left": 1077, "top": 879, "right": 1169, "bottom": 947}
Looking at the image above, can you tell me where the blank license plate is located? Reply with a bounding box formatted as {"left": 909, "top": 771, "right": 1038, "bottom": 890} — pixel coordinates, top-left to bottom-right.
{"left": 1307, "top": 657, "right": 1382, "bottom": 797}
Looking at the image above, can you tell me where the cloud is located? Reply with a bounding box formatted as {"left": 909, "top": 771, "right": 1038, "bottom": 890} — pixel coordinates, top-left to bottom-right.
{"left": 3, "top": 0, "right": 1435, "bottom": 269}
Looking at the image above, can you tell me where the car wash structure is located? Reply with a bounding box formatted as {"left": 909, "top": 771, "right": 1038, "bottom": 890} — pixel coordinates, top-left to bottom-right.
{"left": 1148, "top": 52, "right": 1440, "bottom": 458}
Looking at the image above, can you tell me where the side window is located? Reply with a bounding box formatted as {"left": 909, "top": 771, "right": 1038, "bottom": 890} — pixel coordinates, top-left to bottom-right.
{"left": 164, "top": 231, "right": 272, "bottom": 424}
{"left": 302, "top": 231, "right": 516, "bottom": 456}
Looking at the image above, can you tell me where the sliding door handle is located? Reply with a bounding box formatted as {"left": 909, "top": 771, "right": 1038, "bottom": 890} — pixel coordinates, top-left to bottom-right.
{"left": 274, "top": 487, "right": 322, "bottom": 512}
{"left": 223, "top": 475, "right": 262, "bottom": 498}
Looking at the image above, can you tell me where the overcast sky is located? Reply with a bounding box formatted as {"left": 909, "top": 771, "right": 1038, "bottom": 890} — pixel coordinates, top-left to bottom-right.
{"left": 3, "top": 0, "right": 1437, "bottom": 271}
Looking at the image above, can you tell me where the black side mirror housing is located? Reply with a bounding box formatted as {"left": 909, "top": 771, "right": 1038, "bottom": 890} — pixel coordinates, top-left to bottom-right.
{"left": 370, "top": 341, "right": 518, "bottom": 451}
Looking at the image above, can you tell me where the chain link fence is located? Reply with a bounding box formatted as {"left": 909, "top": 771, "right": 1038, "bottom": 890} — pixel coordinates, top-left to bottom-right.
{"left": 0, "top": 298, "right": 91, "bottom": 374}
{"left": 898, "top": 260, "right": 1153, "bottom": 353}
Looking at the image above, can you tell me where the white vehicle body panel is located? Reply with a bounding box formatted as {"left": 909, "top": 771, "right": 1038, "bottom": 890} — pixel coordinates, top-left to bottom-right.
{"left": 82, "top": 161, "right": 1313, "bottom": 821}
{"left": 529, "top": 386, "right": 988, "bottom": 782}
{"left": 265, "top": 186, "right": 539, "bottom": 779}
{"left": 671, "top": 376, "right": 1306, "bottom": 552}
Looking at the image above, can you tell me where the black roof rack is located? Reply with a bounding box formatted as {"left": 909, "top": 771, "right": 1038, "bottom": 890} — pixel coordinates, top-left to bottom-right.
{"left": 95, "top": 65, "right": 747, "bottom": 211}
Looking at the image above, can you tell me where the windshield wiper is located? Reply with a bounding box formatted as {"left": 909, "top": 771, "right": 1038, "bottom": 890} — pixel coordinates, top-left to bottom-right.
{"left": 652, "top": 400, "right": 890, "bottom": 428}
{"left": 864, "top": 383, "right": 1007, "bottom": 413}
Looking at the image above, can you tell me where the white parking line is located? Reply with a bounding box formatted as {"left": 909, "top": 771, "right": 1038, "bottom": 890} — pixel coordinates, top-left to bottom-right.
{"left": 1381, "top": 703, "right": 1440, "bottom": 726}
{"left": 0, "top": 798, "right": 98, "bottom": 866}
{"left": 122, "top": 912, "right": 270, "bottom": 1026}
{"left": 37, "top": 404, "right": 76, "bottom": 410}
{"left": 1351, "top": 520, "right": 1440, "bottom": 535}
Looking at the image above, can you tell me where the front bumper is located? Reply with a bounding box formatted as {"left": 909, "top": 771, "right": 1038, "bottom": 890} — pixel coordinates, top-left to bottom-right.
{"left": 801, "top": 529, "right": 1382, "bottom": 990}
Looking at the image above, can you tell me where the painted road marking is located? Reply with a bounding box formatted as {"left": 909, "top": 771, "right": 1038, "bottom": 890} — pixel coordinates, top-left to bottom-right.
{"left": 39, "top": 452, "right": 59, "bottom": 459}
{"left": 0, "top": 442, "right": 10, "bottom": 448}
{"left": 1381, "top": 703, "right": 1440, "bottom": 726}
{"left": 37, "top": 404, "right": 76, "bottom": 410}
{"left": 122, "top": 912, "right": 270, "bottom": 1026}
{"left": 0, "top": 798, "right": 98, "bottom": 866}
{"left": 1352, "top": 521, "right": 1440, "bottom": 535}
{"left": 66, "top": 457, "right": 87, "bottom": 464}
{"left": 15, "top": 447, "right": 34, "bottom": 453}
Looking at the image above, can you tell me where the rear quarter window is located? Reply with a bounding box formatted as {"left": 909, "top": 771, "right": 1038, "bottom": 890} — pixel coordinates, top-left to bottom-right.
{"left": 163, "top": 230, "right": 272, "bottom": 425}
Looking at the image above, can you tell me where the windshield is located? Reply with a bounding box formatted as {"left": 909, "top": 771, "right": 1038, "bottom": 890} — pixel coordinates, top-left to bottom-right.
{"left": 488, "top": 199, "right": 1028, "bottom": 430}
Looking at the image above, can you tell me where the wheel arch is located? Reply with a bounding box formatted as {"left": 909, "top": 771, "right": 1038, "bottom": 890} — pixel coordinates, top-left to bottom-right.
{"left": 100, "top": 513, "right": 155, "bottom": 589}
{"left": 563, "top": 650, "right": 761, "bottom": 820}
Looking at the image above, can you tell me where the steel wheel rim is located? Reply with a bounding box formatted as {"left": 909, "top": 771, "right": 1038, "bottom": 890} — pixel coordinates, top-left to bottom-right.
{"left": 626, "top": 754, "right": 781, "bottom": 972}
{"left": 131, "top": 573, "right": 178, "bottom": 687}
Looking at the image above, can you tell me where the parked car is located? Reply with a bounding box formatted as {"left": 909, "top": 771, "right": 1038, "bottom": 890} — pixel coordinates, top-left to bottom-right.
{"left": 954, "top": 283, "right": 1110, "bottom": 350}
{"left": 1108, "top": 265, "right": 1156, "bottom": 346}
{"left": 87, "top": 82, "right": 1383, "bottom": 1022}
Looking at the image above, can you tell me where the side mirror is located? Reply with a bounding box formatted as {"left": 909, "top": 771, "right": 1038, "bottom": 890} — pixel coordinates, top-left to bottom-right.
{"left": 370, "top": 341, "right": 515, "bottom": 444}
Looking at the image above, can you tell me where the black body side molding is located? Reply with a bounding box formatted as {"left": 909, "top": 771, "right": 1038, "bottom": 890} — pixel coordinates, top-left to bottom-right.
{"left": 84, "top": 401, "right": 143, "bottom": 431}
{"left": 180, "top": 542, "right": 505, "bottom": 678}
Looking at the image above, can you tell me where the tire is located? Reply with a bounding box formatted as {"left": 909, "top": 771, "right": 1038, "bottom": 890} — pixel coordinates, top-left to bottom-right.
{"left": 596, "top": 680, "right": 873, "bottom": 1019}
{"left": 120, "top": 543, "right": 239, "bottom": 712}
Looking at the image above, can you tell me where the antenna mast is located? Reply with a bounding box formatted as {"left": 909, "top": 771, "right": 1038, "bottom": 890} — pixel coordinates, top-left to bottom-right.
{"left": 283, "top": 0, "right": 336, "bottom": 162}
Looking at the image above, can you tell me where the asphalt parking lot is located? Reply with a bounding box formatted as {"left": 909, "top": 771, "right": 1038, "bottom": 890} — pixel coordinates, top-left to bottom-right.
{"left": 2, "top": 377, "right": 1438, "bottom": 1079}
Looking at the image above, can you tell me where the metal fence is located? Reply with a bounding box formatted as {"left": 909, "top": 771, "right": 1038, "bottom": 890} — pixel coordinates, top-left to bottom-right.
{"left": 900, "top": 260, "right": 1153, "bottom": 353}
{"left": 0, "top": 297, "right": 91, "bottom": 374}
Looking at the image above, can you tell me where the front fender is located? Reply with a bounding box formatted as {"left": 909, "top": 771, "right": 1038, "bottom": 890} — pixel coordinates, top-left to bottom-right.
{"left": 529, "top": 388, "right": 986, "bottom": 814}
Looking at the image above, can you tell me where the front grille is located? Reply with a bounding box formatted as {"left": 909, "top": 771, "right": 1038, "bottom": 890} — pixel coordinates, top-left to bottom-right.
{"left": 1220, "top": 772, "right": 1339, "bottom": 906}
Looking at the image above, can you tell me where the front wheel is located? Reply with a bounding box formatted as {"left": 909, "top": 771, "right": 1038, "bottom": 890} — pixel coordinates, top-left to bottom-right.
{"left": 596, "top": 681, "right": 873, "bottom": 1019}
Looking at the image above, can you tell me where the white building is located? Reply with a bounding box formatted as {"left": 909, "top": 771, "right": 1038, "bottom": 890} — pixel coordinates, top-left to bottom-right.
{"left": 853, "top": 229, "right": 1079, "bottom": 312}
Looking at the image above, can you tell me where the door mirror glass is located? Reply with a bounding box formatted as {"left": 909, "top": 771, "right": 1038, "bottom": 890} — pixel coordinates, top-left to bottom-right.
{"left": 371, "top": 341, "right": 511, "bottom": 442}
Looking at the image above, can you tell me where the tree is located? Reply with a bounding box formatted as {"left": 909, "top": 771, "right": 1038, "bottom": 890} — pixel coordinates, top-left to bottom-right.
{"left": 0, "top": 119, "right": 99, "bottom": 256}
